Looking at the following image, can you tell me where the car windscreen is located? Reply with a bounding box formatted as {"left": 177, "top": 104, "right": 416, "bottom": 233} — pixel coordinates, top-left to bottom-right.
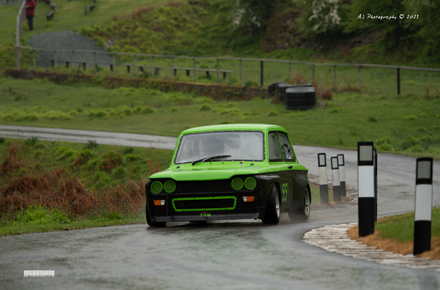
{"left": 174, "top": 131, "right": 264, "bottom": 164}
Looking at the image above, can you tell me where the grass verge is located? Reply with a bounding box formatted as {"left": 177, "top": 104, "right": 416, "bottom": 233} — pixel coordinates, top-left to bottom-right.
{"left": 348, "top": 207, "right": 440, "bottom": 260}
{"left": 0, "top": 137, "right": 173, "bottom": 236}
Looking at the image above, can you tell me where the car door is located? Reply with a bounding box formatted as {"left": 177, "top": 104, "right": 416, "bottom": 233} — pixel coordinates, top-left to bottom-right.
{"left": 277, "top": 131, "right": 303, "bottom": 208}
{"left": 268, "top": 131, "right": 294, "bottom": 211}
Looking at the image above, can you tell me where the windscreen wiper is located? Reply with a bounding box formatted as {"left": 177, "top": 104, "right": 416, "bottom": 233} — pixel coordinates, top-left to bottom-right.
{"left": 191, "top": 155, "right": 231, "bottom": 166}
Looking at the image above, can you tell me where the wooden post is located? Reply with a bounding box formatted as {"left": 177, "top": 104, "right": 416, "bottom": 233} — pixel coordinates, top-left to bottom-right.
{"left": 72, "top": 50, "right": 75, "bottom": 68}
{"left": 152, "top": 56, "right": 155, "bottom": 77}
{"left": 216, "top": 58, "right": 220, "bottom": 83}
{"left": 260, "top": 60, "right": 264, "bottom": 87}
{"left": 193, "top": 58, "right": 196, "bottom": 82}
{"left": 359, "top": 66, "right": 362, "bottom": 90}
{"left": 112, "top": 54, "right": 116, "bottom": 75}
{"left": 133, "top": 55, "right": 137, "bottom": 75}
{"left": 397, "top": 68, "right": 401, "bottom": 95}
{"left": 239, "top": 59, "right": 242, "bottom": 84}
{"left": 172, "top": 57, "right": 175, "bottom": 77}
{"left": 333, "top": 65, "right": 336, "bottom": 88}
{"left": 312, "top": 65, "right": 315, "bottom": 84}
{"left": 83, "top": 62, "right": 86, "bottom": 71}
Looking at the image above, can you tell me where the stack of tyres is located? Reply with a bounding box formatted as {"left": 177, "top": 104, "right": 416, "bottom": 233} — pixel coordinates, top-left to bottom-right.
{"left": 278, "top": 83, "right": 313, "bottom": 102}
{"left": 268, "top": 81, "right": 282, "bottom": 97}
{"left": 284, "top": 86, "right": 316, "bottom": 110}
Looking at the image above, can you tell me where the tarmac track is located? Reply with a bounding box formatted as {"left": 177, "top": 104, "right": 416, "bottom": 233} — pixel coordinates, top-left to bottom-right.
{"left": 0, "top": 125, "right": 439, "bottom": 290}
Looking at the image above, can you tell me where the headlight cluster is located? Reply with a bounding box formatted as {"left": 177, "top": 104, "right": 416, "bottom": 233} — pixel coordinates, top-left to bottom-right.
{"left": 151, "top": 180, "right": 176, "bottom": 194}
{"left": 231, "top": 177, "right": 257, "bottom": 190}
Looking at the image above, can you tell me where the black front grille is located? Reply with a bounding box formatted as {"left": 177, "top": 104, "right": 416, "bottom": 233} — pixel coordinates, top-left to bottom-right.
{"left": 176, "top": 180, "right": 231, "bottom": 194}
{"left": 173, "top": 197, "right": 236, "bottom": 211}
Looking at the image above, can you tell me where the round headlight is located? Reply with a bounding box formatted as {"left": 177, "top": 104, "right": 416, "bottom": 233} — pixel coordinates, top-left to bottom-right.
{"left": 231, "top": 178, "right": 243, "bottom": 190}
{"left": 164, "top": 180, "right": 176, "bottom": 193}
{"left": 244, "top": 177, "right": 257, "bottom": 190}
{"left": 151, "top": 181, "right": 163, "bottom": 194}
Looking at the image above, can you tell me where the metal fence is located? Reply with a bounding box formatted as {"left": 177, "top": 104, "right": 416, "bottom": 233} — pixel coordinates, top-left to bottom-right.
{"left": 15, "top": 45, "right": 440, "bottom": 96}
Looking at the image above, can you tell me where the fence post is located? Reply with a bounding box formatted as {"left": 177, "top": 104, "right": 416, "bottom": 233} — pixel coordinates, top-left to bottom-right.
{"left": 312, "top": 64, "right": 315, "bottom": 84}
{"left": 413, "top": 157, "right": 433, "bottom": 255}
{"left": 239, "top": 59, "right": 242, "bottom": 84}
{"left": 260, "top": 60, "right": 264, "bottom": 87}
{"left": 397, "top": 68, "right": 401, "bottom": 95}
{"left": 374, "top": 149, "right": 378, "bottom": 222}
{"left": 72, "top": 50, "right": 75, "bottom": 68}
{"left": 172, "top": 57, "right": 175, "bottom": 77}
{"left": 333, "top": 65, "right": 336, "bottom": 88}
{"left": 112, "top": 54, "right": 116, "bottom": 74}
{"left": 193, "top": 58, "right": 196, "bottom": 82}
{"left": 216, "top": 58, "right": 220, "bottom": 84}
{"left": 359, "top": 66, "right": 362, "bottom": 90}
{"left": 358, "top": 142, "right": 375, "bottom": 237}
{"left": 133, "top": 55, "right": 137, "bottom": 75}
{"left": 318, "top": 153, "right": 329, "bottom": 204}
{"left": 151, "top": 56, "right": 155, "bottom": 77}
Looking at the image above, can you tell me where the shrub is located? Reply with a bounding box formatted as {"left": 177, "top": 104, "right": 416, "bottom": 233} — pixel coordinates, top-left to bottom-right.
{"left": 375, "top": 137, "right": 391, "bottom": 146}
{"left": 85, "top": 140, "right": 98, "bottom": 149}
{"left": 112, "top": 166, "right": 127, "bottom": 179}
{"left": 88, "top": 109, "right": 107, "bottom": 118}
{"left": 367, "top": 116, "right": 377, "bottom": 122}
{"left": 43, "top": 111, "right": 71, "bottom": 120}
{"left": 122, "top": 147, "right": 134, "bottom": 154}
{"left": 401, "top": 136, "right": 420, "bottom": 150}
{"left": 404, "top": 115, "right": 418, "bottom": 121}
{"left": 378, "top": 143, "right": 394, "bottom": 152}
{"left": 125, "top": 154, "right": 141, "bottom": 162}
{"left": 200, "top": 103, "right": 211, "bottom": 111}
{"left": 100, "top": 151, "right": 123, "bottom": 172}
{"left": 139, "top": 106, "right": 155, "bottom": 114}
{"left": 408, "top": 145, "right": 424, "bottom": 153}
{"left": 267, "top": 110, "right": 278, "bottom": 117}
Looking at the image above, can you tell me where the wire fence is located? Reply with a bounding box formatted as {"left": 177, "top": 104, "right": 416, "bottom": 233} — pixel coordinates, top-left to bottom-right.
{"left": 15, "top": 45, "right": 440, "bottom": 96}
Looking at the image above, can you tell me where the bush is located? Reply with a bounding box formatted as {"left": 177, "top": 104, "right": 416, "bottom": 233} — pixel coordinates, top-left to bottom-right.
{"left": 200, "top": 103, "right": 212, "bottom": 111}
{"left": 375, "top": 137, "right": 391, "bottom": 146}
{"left": 378, "top": 143, "right": 394, "bottom": 152}
{"left": 407, "top": 145, "right": 424, "bottom": 153}
{"left": 267, "top": 110, "right": 278, "bottom": 117}
{"left": 401, "top": 136, "right": 420, "bottom": 150}
{"left": 88, "top": 109, "right": 107, "bottom": 118}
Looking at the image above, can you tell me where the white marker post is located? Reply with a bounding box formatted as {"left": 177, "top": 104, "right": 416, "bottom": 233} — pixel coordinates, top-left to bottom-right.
{"left": 373, "top": 148, "right": 378, "bottom": 222}
{"left": 331, "top": 156, "right": 341, "bottom": 202}
{"left": 337, "top": 154, "right": 346, "bottom": 198}
{"left": 358, "top": 142, "right": 375, "bottom": 237}
{"left": 318, "top": 153, "right": 329, "bottom": 204}
{"left": 413, "top": 157, "right": 433, "bottom": 255}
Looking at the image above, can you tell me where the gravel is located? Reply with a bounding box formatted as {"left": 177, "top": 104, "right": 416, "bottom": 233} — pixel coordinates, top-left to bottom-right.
{"left": 27, "top": 30, "right": 112, "bottom": 69}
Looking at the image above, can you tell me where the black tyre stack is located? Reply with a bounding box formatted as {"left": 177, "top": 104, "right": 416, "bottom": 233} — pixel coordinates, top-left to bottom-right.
{"left": 268, "top": 81, "right": 282, "bottom": 97}
{"left": 284, "top": 86, "right": 316, "bottom": 110}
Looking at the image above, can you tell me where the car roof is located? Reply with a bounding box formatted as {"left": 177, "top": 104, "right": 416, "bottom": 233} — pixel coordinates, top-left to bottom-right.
{"left": 181, "top": 124, "right": 287, "bottom": 134}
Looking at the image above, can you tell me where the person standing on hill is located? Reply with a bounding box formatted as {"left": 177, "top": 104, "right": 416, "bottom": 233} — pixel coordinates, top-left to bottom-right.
{"left": 25, "top": 0, "right": 36, "bottom": 31}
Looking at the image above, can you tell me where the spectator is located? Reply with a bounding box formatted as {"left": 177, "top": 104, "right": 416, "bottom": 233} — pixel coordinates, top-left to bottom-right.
{"left": 25, "top": 0, "right": 36, "bottom": 31}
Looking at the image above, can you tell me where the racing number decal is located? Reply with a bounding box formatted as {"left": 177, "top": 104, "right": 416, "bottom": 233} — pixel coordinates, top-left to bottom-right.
{"left": 281, "top": 183, "right": 288, "bottom": 202}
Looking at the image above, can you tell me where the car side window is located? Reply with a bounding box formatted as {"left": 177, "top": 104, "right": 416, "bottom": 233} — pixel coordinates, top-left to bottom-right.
{"left": 268, "top": 132, "right": 283, "bottom": 162}
{"left": 278, "top": 132, "right": 296, "bottom": 162}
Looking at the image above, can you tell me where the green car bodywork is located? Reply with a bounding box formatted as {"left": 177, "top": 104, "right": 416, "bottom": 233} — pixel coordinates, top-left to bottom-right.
{"left": 145, "top": 124, "right": 310, "bottom": 227}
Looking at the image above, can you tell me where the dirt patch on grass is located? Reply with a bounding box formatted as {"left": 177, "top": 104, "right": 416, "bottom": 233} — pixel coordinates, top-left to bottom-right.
{"left": 348, "top": 222, "right": 440, "bottom": 260}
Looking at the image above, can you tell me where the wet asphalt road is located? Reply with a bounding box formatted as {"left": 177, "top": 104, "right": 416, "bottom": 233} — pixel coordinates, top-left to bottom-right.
{"left": 0, "top": 125, "right": 439, "bottom": 290}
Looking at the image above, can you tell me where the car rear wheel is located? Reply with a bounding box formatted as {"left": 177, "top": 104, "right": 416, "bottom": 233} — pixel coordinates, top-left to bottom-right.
{"left": 146, "top": 207, "right": 166, "bottom": 227}
{"left": 262, "top": 185, "right": 281, "bottom": 225}
{"left": 288, "top": 186, "right": 310, "bottom": 222}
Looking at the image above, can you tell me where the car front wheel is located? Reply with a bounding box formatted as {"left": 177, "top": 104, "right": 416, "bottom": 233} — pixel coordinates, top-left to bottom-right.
{"left": 262, "top": 185, "right": 281, "bottom": 225}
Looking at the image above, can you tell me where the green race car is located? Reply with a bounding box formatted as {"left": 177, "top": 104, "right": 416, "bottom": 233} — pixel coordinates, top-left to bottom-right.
{"left": 145, "top": 124, "right": 310, "bottom": 227}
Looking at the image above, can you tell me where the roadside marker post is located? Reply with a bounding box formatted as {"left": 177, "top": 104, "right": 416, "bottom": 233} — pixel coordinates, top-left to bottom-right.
{"left": 358, "top": 142, "right": 375, "bottom": 237}
{"left": 413, "top": 157, "right": 433, "bottom": 255}
{"left": 373, "top": 149, "right": 378, "bottom": 222}
{"left": 337, "top": 154, "right": 346, "bottom": 198}
{"left": 318, "top": 153, "right": 329, "bottom": 204}
{"left": 331, "top": 156, "right": 341, "bottom": 202}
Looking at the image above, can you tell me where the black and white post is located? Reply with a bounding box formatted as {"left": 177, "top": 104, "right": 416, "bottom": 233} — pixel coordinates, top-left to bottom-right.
{"left": 331, "top": 156, "right": 341, "bottom": 202}
{"left": 373, "top": 148, "right": 378, "bottom": 222}
{"left": 413, "top": 157, "right": 433, "bottom": 255}
{"left": 318, "top": 153, "right": 329, "bottom": 204}
{"left": 358, "top": 142, "right": 375, "bottom": 237}
{"left": 337, "top": 154, "right": 346, "bottom": 198}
